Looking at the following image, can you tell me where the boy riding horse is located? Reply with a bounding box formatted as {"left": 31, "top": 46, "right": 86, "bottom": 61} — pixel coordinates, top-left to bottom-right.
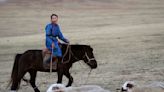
{"left": 45, "top": 14, "right": 69, "bottom": 69}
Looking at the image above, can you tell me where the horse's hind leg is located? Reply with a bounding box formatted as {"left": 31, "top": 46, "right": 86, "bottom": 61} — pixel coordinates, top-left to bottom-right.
{"left": 10, "top": 78, "right": 19, "bottom": 91}
{"left": 29, "top": 70, "right": 40, "bottom": 92}
{"left": 64, "top": 71, "right": 73, "bottom": 87}
{"left": 10, "top": 71, "right": 26, "bottom": 91}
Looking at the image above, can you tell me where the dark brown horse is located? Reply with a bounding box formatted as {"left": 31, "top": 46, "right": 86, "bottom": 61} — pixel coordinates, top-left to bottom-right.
{"left": 9, "top": 44, "right": 97, "bottom": 92}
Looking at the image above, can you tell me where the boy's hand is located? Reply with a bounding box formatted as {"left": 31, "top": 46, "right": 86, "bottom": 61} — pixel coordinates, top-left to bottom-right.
{"left": 52, "top": 43, "right": 55, "bottom": 48}
{"left": 66, "top": 39, "right": 70, "bottom": 43}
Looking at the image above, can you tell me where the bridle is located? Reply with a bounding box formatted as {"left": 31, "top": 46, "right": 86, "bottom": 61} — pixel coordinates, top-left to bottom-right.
{"left": 83, "top": 52, "right": 96, "bottom": 64}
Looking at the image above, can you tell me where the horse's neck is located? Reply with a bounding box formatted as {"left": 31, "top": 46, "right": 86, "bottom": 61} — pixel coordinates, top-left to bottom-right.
{"left": 61, "top": 44, "right": 84, "bottom": 63}
{"left": 71, "top": 47, "right": 84, "bottom": 63}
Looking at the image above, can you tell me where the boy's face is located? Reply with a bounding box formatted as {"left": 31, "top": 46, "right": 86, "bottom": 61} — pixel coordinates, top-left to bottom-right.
{"left": 51, "top": 16, "right": 58, "bottom": 24}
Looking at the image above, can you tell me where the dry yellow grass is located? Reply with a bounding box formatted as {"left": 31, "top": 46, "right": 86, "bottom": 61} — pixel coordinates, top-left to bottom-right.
{"left": 0, "top": 0, "right": 164, "bottom": 92}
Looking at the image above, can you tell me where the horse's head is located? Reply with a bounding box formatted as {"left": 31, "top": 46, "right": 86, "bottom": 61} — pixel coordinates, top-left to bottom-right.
{"left": 82, "top": 45, "right": 97, "bottom": 69}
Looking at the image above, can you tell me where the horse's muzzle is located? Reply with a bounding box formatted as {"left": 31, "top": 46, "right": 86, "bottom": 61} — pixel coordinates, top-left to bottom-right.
{"left": 89, "top": 60, "right": 97, "bottom": 69}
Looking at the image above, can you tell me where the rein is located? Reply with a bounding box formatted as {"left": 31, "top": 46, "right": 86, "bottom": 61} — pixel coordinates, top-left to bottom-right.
{"left": 61, "top": 44, "right": 81, "bottom": 64}
{"left": 61, "top": 44, "right": 71, "bottom": 64}
{"left": 61, "top": 44, "right": 96, "bottom": 64}
{"left": 84, "top": 69, "right": 92, "bottom": 84}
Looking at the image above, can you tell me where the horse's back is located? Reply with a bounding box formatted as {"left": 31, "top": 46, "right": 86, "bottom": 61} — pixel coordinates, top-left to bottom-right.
{"left": 21, "top": 49, "right": 43, "bottom": 62}
{"left": 24, "top": 49, "right": 42, "bottom": 53}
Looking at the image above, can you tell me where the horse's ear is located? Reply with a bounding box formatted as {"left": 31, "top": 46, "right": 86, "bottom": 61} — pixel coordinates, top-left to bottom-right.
{"left": 89, "top": 45, "right": 93, "bottom": 51}
{"left": 83, "top": 45, "right": 93, "bottom": 52}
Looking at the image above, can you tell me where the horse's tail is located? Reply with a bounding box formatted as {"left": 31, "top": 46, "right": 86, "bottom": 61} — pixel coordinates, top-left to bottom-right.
{"left": 6, "top": 54, "right": 22, "bottom": 89}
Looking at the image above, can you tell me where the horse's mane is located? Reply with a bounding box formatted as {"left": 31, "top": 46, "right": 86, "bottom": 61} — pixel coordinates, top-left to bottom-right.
{"left": 69, "top": 44, "right": 93, "bottom": 49}
{"left": 59, "top": 43, "right": 93, "bottom": 51}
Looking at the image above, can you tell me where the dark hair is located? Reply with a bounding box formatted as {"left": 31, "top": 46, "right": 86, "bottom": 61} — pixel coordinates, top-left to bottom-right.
{"left": 51, "top": 14, "right": 58, "bottom": 19}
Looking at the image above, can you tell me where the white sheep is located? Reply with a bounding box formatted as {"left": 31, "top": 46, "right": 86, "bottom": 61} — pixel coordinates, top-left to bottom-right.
{"left": 121, "top": 81, "right": 164, "bottom": 92}
{"left": 46, "top": 83, "right": 110, "bottom": 92}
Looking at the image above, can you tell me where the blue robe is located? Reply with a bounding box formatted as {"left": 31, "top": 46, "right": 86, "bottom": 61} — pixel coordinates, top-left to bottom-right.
{"left": 45, "top": 23, "right": 68, "bottom": 57}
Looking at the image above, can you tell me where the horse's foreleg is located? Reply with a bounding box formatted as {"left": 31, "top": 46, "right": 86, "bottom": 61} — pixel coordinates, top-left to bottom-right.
{"left": 29, "top": 70, "right": 40, "bottom": 92}
{"left": 64, "top": 71, "right": 73, "bottom": 87}
{"left": 57, "top": 70, "right": 64, "bottom": 83}
{"left": 57, "top": 60, "right": 64, "bottom": 83}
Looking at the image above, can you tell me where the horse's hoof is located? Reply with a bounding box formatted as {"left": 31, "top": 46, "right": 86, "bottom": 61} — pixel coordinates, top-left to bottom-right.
{"left": 66, "top": 85, "right": 71, "bottom": 87}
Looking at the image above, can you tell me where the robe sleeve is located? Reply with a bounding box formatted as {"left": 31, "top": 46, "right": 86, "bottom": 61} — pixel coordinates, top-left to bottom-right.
{"left": 57, "top": 25, "right": 69, "bottom": 43}
{"left": 45, "top": 24, "right": 53, "bottom": 44}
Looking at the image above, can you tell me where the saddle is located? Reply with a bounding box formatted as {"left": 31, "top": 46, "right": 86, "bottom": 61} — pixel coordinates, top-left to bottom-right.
{"left": 42, "top": 43, "right": 68, "bottom": 70}
{"left": 42, "top": 48, "right": 58, "bottom": 70}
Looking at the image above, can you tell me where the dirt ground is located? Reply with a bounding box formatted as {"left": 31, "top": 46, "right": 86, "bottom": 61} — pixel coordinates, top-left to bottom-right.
{"left": 0, "top": 0, "right": 164, "bottom": 92}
